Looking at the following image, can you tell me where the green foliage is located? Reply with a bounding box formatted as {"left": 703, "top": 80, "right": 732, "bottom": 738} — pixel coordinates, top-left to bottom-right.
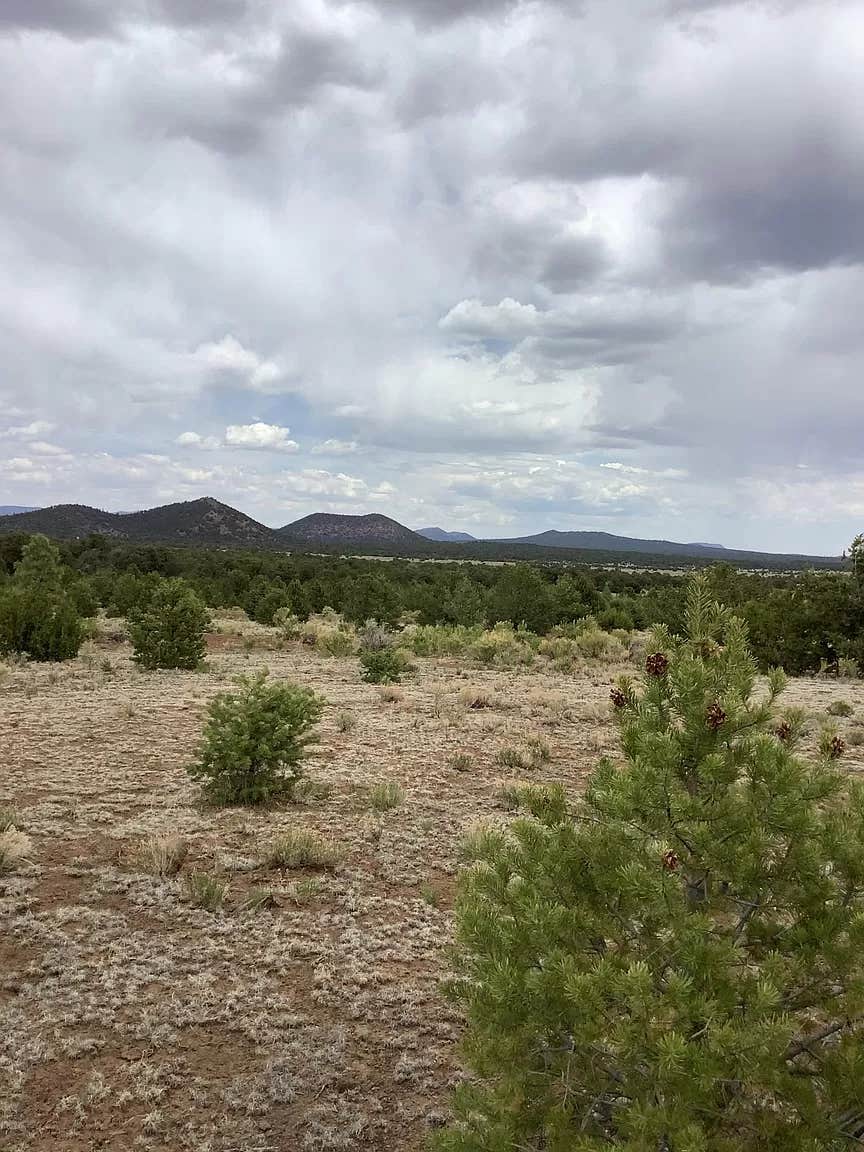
{"left": 128, "top": 577, "right": 210, "bottom": 670}
{"left": 409, "top": 623, "right": 483, "bottom": 657}
{"left": 360, "top": 647, "right": 410, "bottom": 683}
{"left": 438, "top": 575, "right": 864, "bottom": 1151}
{"left": 0, "top": 535, "right": 85, "bottom": 662}
{"left": 188, "top": 671, "right": 324, "bottom": 806}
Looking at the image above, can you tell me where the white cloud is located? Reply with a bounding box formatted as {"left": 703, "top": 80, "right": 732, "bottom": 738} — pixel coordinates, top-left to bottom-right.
{"left": 224, "top": 423, "right": 298, "bottom": 451}
{"left": 1, "top": 421, "right": 56, "bottom": 439}
{"left": 176, "top": 431, "right": 221, "bottom": 450}
{"left": 177, "top": 424, "right": 298, "bottom": 452}
{"left": 312, "top": 439, "right": 360, "bottom": 454}
{"left": 192, "top": 336, "right": 286, "bottom": 392}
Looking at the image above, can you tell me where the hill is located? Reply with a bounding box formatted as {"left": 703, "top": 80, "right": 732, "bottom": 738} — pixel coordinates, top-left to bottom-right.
{"left": 0, "top": 497, "right": 274, "bottom": 547}
{"left": 417, "top": 526, "right": 477, "bottom": 542}
{"left": 278, "top": 512, "right": 426, "bottom": 550}
{"left": 495, "top": 529, "right": 731, "bottom": 558}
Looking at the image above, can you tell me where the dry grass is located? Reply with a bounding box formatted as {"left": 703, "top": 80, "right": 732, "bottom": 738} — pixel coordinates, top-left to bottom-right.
{"left": 2, "top": 623, "right": 862, "bottom": 1149}
{"left": 140, "top": 833, "right": 188, "bottom": 877}
{"left": 265, "top": 827, "right": 341, "bottom": 870}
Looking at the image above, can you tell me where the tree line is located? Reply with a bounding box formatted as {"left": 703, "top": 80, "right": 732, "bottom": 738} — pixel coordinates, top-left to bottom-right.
{"left": 0, "top": 531, "right": 862, "bottom": 674}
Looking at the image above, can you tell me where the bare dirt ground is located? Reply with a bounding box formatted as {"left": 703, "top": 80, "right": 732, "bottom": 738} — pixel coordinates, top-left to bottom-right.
{"left": 2, "top": 619, "right": 864, "bottom": 1151}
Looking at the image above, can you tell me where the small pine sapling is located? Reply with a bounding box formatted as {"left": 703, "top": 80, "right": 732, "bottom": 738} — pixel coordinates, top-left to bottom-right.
{"left": 188, "top": 670, "right": 324, "bottom": 805}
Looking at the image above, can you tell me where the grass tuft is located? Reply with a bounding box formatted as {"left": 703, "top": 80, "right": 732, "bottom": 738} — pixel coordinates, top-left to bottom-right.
{"left": 264, "top": 828, "right": 340, "bottom": 871}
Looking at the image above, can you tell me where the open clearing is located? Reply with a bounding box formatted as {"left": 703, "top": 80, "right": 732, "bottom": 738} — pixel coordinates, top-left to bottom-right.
{"left": 3, "top": 618, "right": 864, "bottom": 1151}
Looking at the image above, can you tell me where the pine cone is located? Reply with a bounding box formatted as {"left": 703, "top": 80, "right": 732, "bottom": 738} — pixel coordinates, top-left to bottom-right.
{"left": 706, "top": 701, "right": 726, "bottom": 730}
{"left": 661, "top": 849, "right": 680, "bottom": 872}
{"left": 646, "top": 652, "right": 669, "bottom": 678}
{"left": 775, "top": 720, "right": 793, "bottom": 744}
{"left": 828, "top": 735, "right": 846, "bottom": 760}
{"left": 610, "top": 687, "right": 628, "bottom": 710}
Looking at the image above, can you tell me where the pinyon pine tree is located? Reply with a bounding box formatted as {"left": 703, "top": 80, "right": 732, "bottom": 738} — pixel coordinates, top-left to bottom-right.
{"left": 437, "top": 575, "right": 864, "bottom": 1152}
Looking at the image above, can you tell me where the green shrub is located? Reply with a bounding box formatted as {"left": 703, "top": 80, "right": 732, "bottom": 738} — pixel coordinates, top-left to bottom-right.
{"left": 128, "top": 578, "right": 210, "bottom": 670}
{"left": 360, "top": 647, "right": 410, "bottom": 684}
{"left": 0, "top": 536, "right": 86, "bottom": 662}
{"left": 437, "top": 576, "right": 864, "bottom": 1151}
{"left": 838, "top": 656, "right": 860, "bottom": 679}
{"left": 409, "top": 624, "right": 482, "bottom": 657}
{"left": 188, "top": 671, "right": 324, "bottom": 806}
{"left": 264, "top": 827, "right": 340, "bottom": 870}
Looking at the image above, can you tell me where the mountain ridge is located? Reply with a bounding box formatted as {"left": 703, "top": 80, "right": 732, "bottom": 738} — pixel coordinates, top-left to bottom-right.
{"left": 0, "top": 497, "right": 839, "bottom": 566}
{"left": 416, "top": 526, "right": 477, "bottom": 542}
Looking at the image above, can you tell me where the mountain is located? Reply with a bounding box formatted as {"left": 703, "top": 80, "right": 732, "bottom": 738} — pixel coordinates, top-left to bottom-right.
{"left": 417, "top": 526, "right": 477, "bottom": 542}
{"left": 0, "top": 497, "right": 274, "bottom": 547}
{"left": 493, "top": 530, "right": 734, "bottom": 558}
{"left": 0, "top": 505, "right": 38, "bottom": 516}
{"left": 278, "top": 512, "right": 426, "bottom": 550}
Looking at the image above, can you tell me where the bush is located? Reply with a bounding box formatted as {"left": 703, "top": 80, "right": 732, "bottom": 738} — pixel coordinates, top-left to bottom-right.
{"left": 0, "top": 535, "right": 86, "bottom": 662}
{"left": 188, "top": 671, "right": 324, "bottom": 806}
{"left": 357, "top": 618, "right": 394, "bottom": 652}
{"left": 128, "top": 578, "right": 210, "bottom": 670}
{"left": 360, "top": 647, "right": 410, "bottom": 684}
{"left": 438, "top": 575, "right": 864, "bottom": 1151}
{"left": 408, "top": 624, "right": 482, "bottom": 657}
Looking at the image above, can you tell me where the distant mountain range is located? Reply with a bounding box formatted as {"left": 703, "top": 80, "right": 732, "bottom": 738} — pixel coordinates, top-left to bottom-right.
{"left": 494, "top": 529, "right": 730, "bottom": 558}
{"left": 0, "top": 505, "right": 37, "bottom": 516}
{"left": 0, "top": 497, "right": 839, "bottom": 568}
{"left": 417, "top": 526, "right": 477, "bottom": 542}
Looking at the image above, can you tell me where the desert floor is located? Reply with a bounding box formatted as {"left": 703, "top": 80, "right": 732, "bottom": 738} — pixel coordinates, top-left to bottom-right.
{"left": 3, "top": 618, "right": 864, "bottom": 1151}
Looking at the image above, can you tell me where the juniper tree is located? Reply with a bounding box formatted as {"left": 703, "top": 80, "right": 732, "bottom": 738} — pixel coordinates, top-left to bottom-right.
{"left": 0, "top": 534, "right": 84, "bottom": 661}
{"left": 128, "top": 577, "right": 210, "bottom": 670}
{"left": 437, "top": 575, "right": 864, "bottom": 1152}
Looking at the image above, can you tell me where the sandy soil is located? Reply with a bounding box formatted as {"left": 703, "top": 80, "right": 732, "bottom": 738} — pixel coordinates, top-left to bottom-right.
{"left": 2, "top": 619, "right": 863, "bottom": 1151}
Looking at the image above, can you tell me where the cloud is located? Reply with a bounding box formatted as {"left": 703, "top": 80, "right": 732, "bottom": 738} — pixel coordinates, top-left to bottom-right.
{"left": 177, "top": 424, "right": 298, "bottom": 452}
{"left": 0, "top": 0, "right": 862, "bottom": 553}
{"left": 224, "top": 422, "right": 299, "bottom": 451}
{"left": 312, "top": 439, "right": 360, "bottom": 454}
{"left": 192, "top": 336, "right": 285, "bottom": 392}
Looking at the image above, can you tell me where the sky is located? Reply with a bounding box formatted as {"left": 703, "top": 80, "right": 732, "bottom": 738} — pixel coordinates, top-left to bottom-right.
{"left": 1, "top": 0, "right": 863, "bottom": 553}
